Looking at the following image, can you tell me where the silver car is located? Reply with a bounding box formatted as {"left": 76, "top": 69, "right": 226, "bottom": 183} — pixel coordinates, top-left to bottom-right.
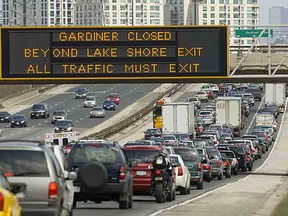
{"left": 0, "top": 141, "right": 76, "bottom": 216}
{"left": 83, "top": 96, "right": 97, "bottom": 108}
{"left": 90, "top": 107, "right": 105, "bottom": 118}
{"left": 196, "top": 91, "right": 208, "bottom": 102}
{"left": 51, "top": 110, "right": 67, "bottom": 124}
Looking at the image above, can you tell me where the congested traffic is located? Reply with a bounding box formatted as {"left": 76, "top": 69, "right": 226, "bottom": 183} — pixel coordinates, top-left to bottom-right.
{"left": 0, "top": 83, "right": 285, "bottom": 216}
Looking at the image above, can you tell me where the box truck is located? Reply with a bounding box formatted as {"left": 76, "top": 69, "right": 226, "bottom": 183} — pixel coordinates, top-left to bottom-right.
{"left": 265, "top": 83, "right": 286, "bottom": 112}
{"left": 162, "top": 102, "right": 196, "bottom": 138}
{"left": 216, "top": 97, "right": 243, "bottom": 137}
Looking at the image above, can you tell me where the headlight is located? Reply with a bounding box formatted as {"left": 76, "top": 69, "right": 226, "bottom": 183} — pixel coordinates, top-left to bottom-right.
{"left": 67, "top": 127, "right": 72, "bottom": 131}
{"left": 55, "top": 127, "right": 59, "bottom": 130}
{"left": 5, "top": 116, "right": 9, "bottom": 119}
{"left": 21, "top": 121, "right": 24, "bottom": 123}
{"left": 11, "top": 121, "right": 15, "bottom": 123}
{"left": 155, "top": 156, "right": 164, "bottom": 165}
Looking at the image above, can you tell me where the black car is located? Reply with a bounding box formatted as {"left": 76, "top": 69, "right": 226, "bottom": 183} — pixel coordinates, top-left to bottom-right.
{"left": 75, "top": 88, "right": 88, "bottom": 99}
{"left": 103, "top": 100, "right": 116, "bottom": 110}
{"left": 144, "top": 128, "right": 162, "bottom": 139}
{"left": 67, "top": 140, "right": 133, "bottom": 209}
{"left": 245, "top": 87, "right": 262, "bottom": 101}
{"left": 11, "top": 114, "right": 27, "bottom": 128}
{"left": 222, "top": 144, "right": 249, "bottom": 172}
{"left": 30, "top": 103, "right": 49, "bottom": 119}
{"left": 0, "top": 111, "right": 11, "bottom": 123}
{"left": 54, "top": 119, "right": 73, "bottom": 133}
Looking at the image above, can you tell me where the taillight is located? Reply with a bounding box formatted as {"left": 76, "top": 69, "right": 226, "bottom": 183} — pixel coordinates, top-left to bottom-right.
{"left": 203, "top": 164, "right": 210, "bottom": 170}
{"left": 232, "top": 159, "right": 237, "bottom": 165}
{"left": 178, "top": 166, "right": 183, "bottom": 176}
{"left": 197, "top": 162, "right": 202, "bottom": 172}
{"left": 119, "top": 166, "right": 126, "bottom": 180}
{"left": 0, "top": 192, "right": 3, "bottom": 211}
{"left": 217, "top": 160, "right": 222, "bottom": 166}
{"left": 48, "top": 182, "right": 58, "bottom": 199}
{"left": 4, "top": 172, "right": 13, "bottom": 177}
{"left": 224, "top": 161, "right": 228, "bottom": 166}
{"left": 155, "top": 170, "right": 162, "bottom": 175}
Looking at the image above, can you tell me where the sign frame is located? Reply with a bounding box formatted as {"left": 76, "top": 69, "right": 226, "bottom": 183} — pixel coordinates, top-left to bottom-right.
{"left": 0, "top": 25, "right": 229, "bottom": 82}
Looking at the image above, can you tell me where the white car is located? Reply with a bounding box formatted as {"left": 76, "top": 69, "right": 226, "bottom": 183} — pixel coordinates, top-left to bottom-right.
{"left": 187, "top": 97, "right": 201, "bottom": 109}
{"left": 48, "top": 145, "right": 75, "bottom": 216}
{"left": 196, "top": 91, "right": 208, "bottom": 102}
{"left": 83, "top": 96, "right": 97, "bottom": 108}
{"left": 170, "top": 154, "right": 191, "bottom": 195}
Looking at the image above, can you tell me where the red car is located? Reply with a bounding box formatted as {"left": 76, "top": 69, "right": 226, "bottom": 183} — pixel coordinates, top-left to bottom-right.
{"left": 122, "top": 145, "right": 168, "bottom": 195}
{"left": 107, "top": 93, "right": 120, "bottom": 105}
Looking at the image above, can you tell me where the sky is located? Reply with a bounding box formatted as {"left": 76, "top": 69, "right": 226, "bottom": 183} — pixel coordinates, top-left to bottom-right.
{"left": 260, "top": 0, "right": 288, "bottom": 24}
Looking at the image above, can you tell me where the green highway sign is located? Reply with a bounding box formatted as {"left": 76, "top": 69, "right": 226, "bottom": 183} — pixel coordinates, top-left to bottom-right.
{"left": 235, "top": 29, "right": 273, "bottom": 38}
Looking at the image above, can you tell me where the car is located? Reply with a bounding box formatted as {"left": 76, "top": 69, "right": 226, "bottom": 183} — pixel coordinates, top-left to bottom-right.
{"left": 103, "top": 100, "right": 116, "bottom": 110}
{"left": 47, "top": 144, "right": 74, "bottom": 216}
{"left": 200, "top": 84, "right": 213, "bottom": 92}
{"left": 219, "top": 150, "right": 239, "bottom": 175}
{"left": 195, "top": 119, "right": 205, "bottom": 135}
{"left": 251, "top": 130, "right": 270, "bottom": 149}
{"left": 170, "top": 154, "right": 191, "bottom": 195}
{"left": 75, "top": 88, "right": 88, "bottom": 99}
{"left": 205, "top": 91, "right": 216, "bottom": 99}
{"left": 0, "top": 167, "right": 22, "bottom": 216}
{"left": 192, "top": 138, "right": 209, "bottom": 148}
{"left": 242, "top": 93, "right": 255, "bottom": 106}
{"left": 220, "top": 153, "right": 232, "bottom": 178}
{"left": 10, "top": 114, "right": 27, "bottom": 128}
{"left": 150, "top": 137, "right": 165, "bottom": 145}
{"left": 30, "top": 103, "right": 49, "bottom": 119}
{"left": 245, "top": 87, "right": 261, "bottom": 101}
{"left": 83, "top": 96, "right": 97, "bottom": 108}
{"left": 0, "top": 111, "right": 11, "bottom": 123}
{"left": 203, "top": 130, "right": 221, "bottom": 141}
{"left": 258, "top": 107, "right": 278, "bottom": 119}
{"left": 163, "top": 134, "right": 179, "bottom": 146}
{"left": 51, "top": 110, "right": 67, "bottom": 124}
{"left": 0, "top": 140, "right": 77, "bottom": 216}
{"left": 122, "top": 145, "right": 167, "bottom": 195}
{"left": 241, "top": 100, "right": 250, "bottom": 117}
{"left": 173, "top": 147, "right": 204, "bottom": 189}
{"left": 187, "top": 97, "right": 201, "bottom": 109}
{"left": 196, "top": 148, "right": 213, "bottom": 182}
{"left": 205, "top": 146, "right": 225, "bottom": 179}
{"left": 164, "top": 146, "right": 176, "bottom": 155}
{"left": 196, "top": 135, "right": 215, "bottom": 146}
{"left": 68, "top": 140, "right": 133, "bottom": 209}
{"left": 90, "top": 107, "right": 105, "bottom": 118}
{"left": 144, "top": 128, "right": 162, "bottom": 139}
{"left": 254, "top": 125, "right": 276, "bottom": 141}
{"left": 195, "top": 91, "right": 208, "bottom": 102}
{"left": 55, "top": 119, "right": 73, "bottom": 133}
{"left": 107, "top": 93, "right": 120, "bottom": 105}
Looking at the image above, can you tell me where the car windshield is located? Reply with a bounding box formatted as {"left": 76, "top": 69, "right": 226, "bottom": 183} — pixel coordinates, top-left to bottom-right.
{"left": 123, "top": 150, "right": 160, "bottom": 163}
{"left": 12, "top": 115, "right": 24, "bottom": 120}
{"left": 56, "top": 120, "right": 72, "bottom": 127}
{"left": 146, "top": 129, "right": 159, "bottom": 134}
{"left": 69, "top": 144, "right": 121, "bottom": 165}
{"left": 170, "top": 156, "right": 179, "bottom": 165}
{"left": 0, "top": 150, "right": 49, "bottom": 177}
{"left": 85, "top": 97, "right": 95, "bottom": 101}
{"left": 173, "top": 149, "right": 198, "bottom": 162}
{"left": 53, "top": 111, "right": 65, "bottom": 116}
{"left": 200, "top": 111, "right": 211, "bottom": 115}
{"left": 228, "top": 146, "right": 245, "bottom": 155}
{"left": 92, "top": 107, "right": 103, "bottom": 111}
{"left": 0, "top": 112, "right": 9, "bottom": 116}
{"left": 76, "top": 89, "right": 86, "bottom": 93}
{"left": 150, "top": 137, "right": 164, "bottom": 142}
{"left": 32, "top": 104, "right": 45, "bottom": 109}
{"left": 104, "top": 100, "right": 114, "bottom": 105}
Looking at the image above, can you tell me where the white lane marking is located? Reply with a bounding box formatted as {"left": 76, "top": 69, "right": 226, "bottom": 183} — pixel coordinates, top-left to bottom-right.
{"left": 10, "top": 134, "right": 14, "bottom": 136}
{"left": 245, "top": 96, "right": 265, "bottom": 134}
{"left": 67, "top": 110, "right": 70, "bottom": 113}
{"left": 72, "top": 108, "right": 75, "bottom": 110}
{"left": 44, "top": 120, "right": 48, "bottom": 123}
{"left": 79, "top": 118, "right": 83, "bottom": 121}
{"left": 149, "top": 96, "right": 286, "bottom": 216}
{"left": 55, "top": 104, "right": 58, "bottom": 106}
{"left": 37, "top": 136, "right": 41, "bottom": 139}
{"left": 75, "top": 120, "right": 79, "bottom": 123}
{"left": 38, "top": 123, "right": 42, "bottom": 126}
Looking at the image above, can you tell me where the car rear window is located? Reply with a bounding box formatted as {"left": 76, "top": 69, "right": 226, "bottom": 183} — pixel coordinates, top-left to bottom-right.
{"left": 252, "top": 131, "right": 265, "bottom": 137}
{"left": 123, "top": 150, "right": 160, "bottom": 163}
{"left": 0, "top": 150, "right": 49, "bottom": 177}
{"left": 206, "top": 148, "right": 221, "bottom": 159}
{"left": 228, "top": 146, "right": 245, "bottom": 155}
{"left": 69, "top": 144, "right": 121, "bottom": 165}
{"left": 193, "top": 140, "right": 208, "bottom": 148}
{"left": 221, "top": 151, "right": 235, "bottom": 158}
{"left": 173, "top": 149, "right": 198, "bottom": 162}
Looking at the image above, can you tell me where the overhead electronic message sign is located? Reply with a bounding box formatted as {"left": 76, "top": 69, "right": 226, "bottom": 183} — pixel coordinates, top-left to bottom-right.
{"left": 0, "top": 26, "right": 228, "bottom": 82}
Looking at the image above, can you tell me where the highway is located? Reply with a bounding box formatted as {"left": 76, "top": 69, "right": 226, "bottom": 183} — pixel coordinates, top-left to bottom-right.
{"left": 72, "top": 84, "right": 283, "bottom": 216}
{"left": 0, "top": 83, "right": 160, "bottom": 140}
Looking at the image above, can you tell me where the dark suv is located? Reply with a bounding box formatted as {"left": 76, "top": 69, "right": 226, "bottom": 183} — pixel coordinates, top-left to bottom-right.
{"left": 67, "top": 140, "right": 134, "bottom": 209}
{"left": 30, "top": 103, "right": 49, "bottom": 119}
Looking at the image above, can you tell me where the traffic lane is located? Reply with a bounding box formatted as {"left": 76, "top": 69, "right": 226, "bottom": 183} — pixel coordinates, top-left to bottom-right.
{"left": 73, "top": 97, "right": 271, "bottom": 216}
{"left": 0, "top": 84, "right": 160, "bottom": 140}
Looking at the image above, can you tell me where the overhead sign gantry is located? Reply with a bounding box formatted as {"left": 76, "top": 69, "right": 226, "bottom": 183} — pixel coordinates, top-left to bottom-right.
{"left": 0, "top": 26, "right": 228, "bottom": 82}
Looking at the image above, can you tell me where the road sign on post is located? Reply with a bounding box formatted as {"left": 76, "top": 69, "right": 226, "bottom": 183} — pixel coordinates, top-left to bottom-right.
{"left": 0, "top": 26, "right": 229, "bottom": 83}
{"left": 235, "top": 29, "right": 273, "bottom": 38}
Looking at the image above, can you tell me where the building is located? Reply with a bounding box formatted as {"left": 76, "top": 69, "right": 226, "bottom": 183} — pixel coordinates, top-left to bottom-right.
{"left": 2, "top": 0, "right": 74, "bottom": 26}
{"left": 198, "top": 0, "right": 260, "bottom": 46}
{"left": 168, "top": 0, "right": 193, "bottom": 25}
{"left": 269, "top": 6, "right": 288, "bottom": 25}
{"left": 0, "top": 0, "right": 2, "bottom": 25}
{"left": 73, "top": 0, "right": 104, "bottom": 26}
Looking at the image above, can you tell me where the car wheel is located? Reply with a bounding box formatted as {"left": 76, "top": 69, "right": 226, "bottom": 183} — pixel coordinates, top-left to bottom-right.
{"left": 179, "top": 186, "right": 187, "bottom": 195}
{"left": 248, "top": 165, "right": 253, "bottom": 171}
{"left": 197, "top": 180, "right": 204, "bottom": 189}
{"left": 218, "top": 172, "right": 223, "bottom": 180}
{"left": 187, "top": 184, "right": 191, "bottom": 194}
{"left": 258, "top": 154, "right": 262, "bottom": 159}
{"left": 30, "top": 116, "right": 34, "bottom": 119}
{"left": 119, "top": 194, "right": 129, "bottom": 209}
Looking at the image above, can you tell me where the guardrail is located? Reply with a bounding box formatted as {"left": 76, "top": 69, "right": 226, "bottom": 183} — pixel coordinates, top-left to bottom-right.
{"left": 83, "top": 83, "right": 185, "bottom": 139}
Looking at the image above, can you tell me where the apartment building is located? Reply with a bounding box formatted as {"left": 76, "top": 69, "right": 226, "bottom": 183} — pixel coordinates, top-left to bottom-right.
{"left": 198, "top": 0, "right": 260, "bottom": 46}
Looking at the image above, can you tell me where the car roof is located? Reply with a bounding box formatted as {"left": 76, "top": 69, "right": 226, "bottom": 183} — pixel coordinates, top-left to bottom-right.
{"left": 0, "top": 140, "right": 48, "bottom": 150}
{"left": 122, "top": 145, "right": 163, "bottom": 150}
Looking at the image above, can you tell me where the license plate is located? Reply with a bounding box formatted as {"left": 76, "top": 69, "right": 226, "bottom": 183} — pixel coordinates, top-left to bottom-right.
{"left": 155, "top": 177, "right": 163, "bottom": 180}
{"left": 74, "top": 186, "right": 80, "bottom": 192}
{"left": 136, "top": 171, "right": 146, "bottom": 176}
{"left": 16, "top": 123, "right": 19, "bottom": 125}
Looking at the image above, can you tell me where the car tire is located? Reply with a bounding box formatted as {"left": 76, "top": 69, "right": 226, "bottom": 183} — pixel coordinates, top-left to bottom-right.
{"left": 128, "top": 188, "right": 133, "bottom": 209}
{"left": 197, "top": 180, "right": 204, "bottom": 189}
{"left": 258, "top": 154, "right": 262, "bottom": 159}
{"left": 78, "top": 162, "right": 108, "bottom": 190}
{"left": 248, "top": 165, "right": 253, "bottom": 171}
{"left": 217, "top": 172, "right": 223, "bottom": 180}
{"left": 179, "top": 186, "right": 187, "bottom": 195}
{"left": 119, "top": 194, "right": 129, "bottom": 209}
